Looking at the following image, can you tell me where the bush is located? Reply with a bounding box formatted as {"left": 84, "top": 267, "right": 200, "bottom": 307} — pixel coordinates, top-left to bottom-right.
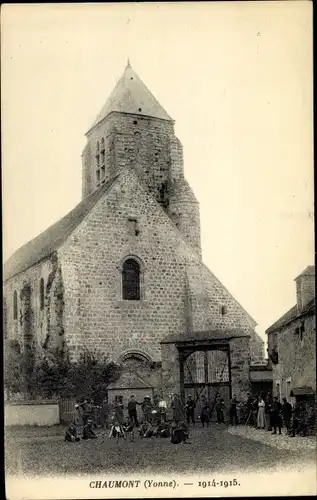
{"left": 4, "top": 341, "right": 121, "bottom": 403}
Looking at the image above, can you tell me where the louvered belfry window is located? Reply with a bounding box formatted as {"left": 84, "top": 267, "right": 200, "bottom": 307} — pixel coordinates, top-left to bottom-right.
{"left": 122, "top": 259, "right": 140, "bottom": 300}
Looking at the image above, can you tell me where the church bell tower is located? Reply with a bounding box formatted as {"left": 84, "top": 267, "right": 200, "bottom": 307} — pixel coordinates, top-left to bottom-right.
{"left": 82, "top": 61, "right": 202, "bottom": 257}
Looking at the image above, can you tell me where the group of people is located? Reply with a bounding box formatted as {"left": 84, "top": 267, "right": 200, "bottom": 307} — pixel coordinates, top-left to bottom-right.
{"left": 65, "top": 393, "right": 191, "bottom": 445}
{"left": 183, "top": 393, "right": 240, "bottom": 427}
{"left": 245, "top": 392, "right": 316, "bottom": 437}
{"left": 65, "top": 399, "right": 100, "bottom": 442}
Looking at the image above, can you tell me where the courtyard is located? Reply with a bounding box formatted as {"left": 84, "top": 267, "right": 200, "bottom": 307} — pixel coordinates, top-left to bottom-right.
{"left": 5, "top": 423, "right": 316, "bottom": 477}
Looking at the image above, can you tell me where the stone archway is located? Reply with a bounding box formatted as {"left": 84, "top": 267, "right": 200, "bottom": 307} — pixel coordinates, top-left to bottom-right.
{"left": 117, "top": 350, "right": 161, "bottom": 392}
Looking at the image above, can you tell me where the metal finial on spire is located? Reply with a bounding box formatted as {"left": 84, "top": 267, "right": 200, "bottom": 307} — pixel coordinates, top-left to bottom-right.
{"left": 126, "top": 58, "right": 131, "bottom": 69}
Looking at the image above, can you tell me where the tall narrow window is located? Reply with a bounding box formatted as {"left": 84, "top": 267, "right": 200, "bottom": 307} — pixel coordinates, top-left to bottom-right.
{"left": 40, "top": 278, "right": 45, "bottom": 310}
{"left": 100, "top": 138, "right": 105, "bottom": 165}
{"left": 127, "top": 218, "right": 139, "bottom": 237}
{"left": 13, "top": 290, "right": 18, "bottom": 320}
{"left": 122, "top": 258, "right": 140, "bottom": 300}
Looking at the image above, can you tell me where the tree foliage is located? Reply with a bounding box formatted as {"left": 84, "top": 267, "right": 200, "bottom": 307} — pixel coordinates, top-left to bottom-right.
{"left": 4, "top": 341, "right": 121, "bottom": 403}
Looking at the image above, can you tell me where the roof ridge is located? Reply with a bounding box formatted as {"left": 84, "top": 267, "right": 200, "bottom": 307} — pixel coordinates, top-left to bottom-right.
{"left": 4, "top": 175, "right": 120, "bottom": 282}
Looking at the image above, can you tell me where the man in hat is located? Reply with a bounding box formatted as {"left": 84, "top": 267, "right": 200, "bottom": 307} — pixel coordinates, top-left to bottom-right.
{"left": 184, "top": 395, "right": 196, "bottom": 426}
{"left": 141, "top": 396, "right": 153, "bottom": 423}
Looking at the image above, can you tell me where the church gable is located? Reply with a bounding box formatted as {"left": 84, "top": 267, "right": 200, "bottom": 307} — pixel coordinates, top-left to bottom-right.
{"left": 56, "top": 166, "right": 258, "bottom": 362}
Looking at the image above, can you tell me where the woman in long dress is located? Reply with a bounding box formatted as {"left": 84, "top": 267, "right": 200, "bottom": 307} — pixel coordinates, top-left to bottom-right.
{"left": 257, "top": 397, "right": 266, "bottom": 429}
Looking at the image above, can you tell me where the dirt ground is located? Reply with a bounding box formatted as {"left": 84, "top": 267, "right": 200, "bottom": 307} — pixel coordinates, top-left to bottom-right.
{"left": 5, "top": 424, "right": 316, "bottom": 477}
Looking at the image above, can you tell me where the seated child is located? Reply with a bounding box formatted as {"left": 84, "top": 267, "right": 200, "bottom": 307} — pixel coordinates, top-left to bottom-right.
{"left": 170, "top": 421, "right": 190, "bottom": 444}
{"left": 82, "top": 419, "right": 97, "bottom": 440}
{"left": 155, "top": 422, "right": 170, "bottom": 438}
{"left": 139, "top": 421, "right": 154, "bottom": 438}
{"left": 109, "top": 420, "right": 125, "bottom": 442}
{"left": 64, "top": 423, "right": 80, "bottom": 442}
{"left": 123, "top": 419, "right": 135, "bottom": 442}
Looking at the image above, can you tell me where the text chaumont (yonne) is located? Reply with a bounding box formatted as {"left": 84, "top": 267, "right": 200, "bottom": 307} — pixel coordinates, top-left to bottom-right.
{"left": 89, "top": 479, "right": 177, "bottom": 489}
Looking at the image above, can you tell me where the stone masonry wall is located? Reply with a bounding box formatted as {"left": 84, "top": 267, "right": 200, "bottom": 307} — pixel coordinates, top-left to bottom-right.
{"left": 59, "top": 167, "right": 257, "bottom": 372}
{"left": 83, "top": 112, "right": 202, "bottom": 258}
{"left": 4, "top": 254, "right": 65, "bottom": 352}
{"left": 230, "top": 336, "right": 252, "bottom": 400}
{"left": 272, "top": 312, "right": 316, "bottom": 398}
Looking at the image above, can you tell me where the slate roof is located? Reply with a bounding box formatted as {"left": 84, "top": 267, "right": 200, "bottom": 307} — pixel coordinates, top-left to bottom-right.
{"left": 3, "top": 177, "right": 118, "bottom": 282}
{"left": 266, "top": 298, "right": 315, "bottom": 334}
{"left": 88, "top": 62, "right": 173, "bottom": 132}
{"left": 107, "top": 372, "right": 153, "bottom": 390}
{"left": 161, "top": 329, "right": 249, "bottom": 344}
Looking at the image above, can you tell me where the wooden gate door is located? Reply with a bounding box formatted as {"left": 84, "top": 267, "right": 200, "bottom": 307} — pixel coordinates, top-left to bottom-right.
{"left": 181, "top": 347, "right": 231, "bottom": 422}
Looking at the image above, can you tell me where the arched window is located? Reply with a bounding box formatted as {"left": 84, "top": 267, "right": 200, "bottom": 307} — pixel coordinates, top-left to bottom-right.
{"left": 13, "top": 290, "right": 18, "bottom": 320}
{"left": 122, "top": 258, "right": 140, "bottom": 300}
{"left": 40, "top": 278, "right": 45, "bottom": 310}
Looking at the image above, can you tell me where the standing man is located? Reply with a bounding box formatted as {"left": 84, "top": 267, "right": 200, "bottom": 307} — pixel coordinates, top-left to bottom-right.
{"left": 128, "top": 395, "right": 140, "bottom": 427}
{"left": 215, "top": 396, "right": 225, "bottom": 424}
{"left": 158, "top": 395, "right": 167, "bottom": 423}
{"left": 171, "top": 394, "right": 182, "bottom": 424}
{"left": 281, "top": 397, "right": 292, "bottom": 432}
{"left": 114, "top": 397, "right": 124, "bottom": 425}
{"left": 200, "top": 396, "right": 210, "bottom": 428}
{"left": 184, "top": 395, "right": 196, "bottom": 426}
{"left": 265, "top": 392, "right": 273, "bottom": 431}
{"left": 271, "top": 396, "right": 282, "bottom": 435}
{"left": 141, "top": 396, "right": 153, "bottom": 423}
{"left": 229, "top": 395, "right": 239, "bottom": 426}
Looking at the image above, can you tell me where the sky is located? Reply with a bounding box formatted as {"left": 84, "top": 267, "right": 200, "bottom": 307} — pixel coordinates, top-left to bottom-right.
{"left": 2, "top": 2, "right": 314, "bottom": 344}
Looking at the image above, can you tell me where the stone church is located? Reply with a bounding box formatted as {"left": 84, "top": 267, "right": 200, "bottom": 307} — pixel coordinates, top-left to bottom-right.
{"left": 4, "top": 61, "right": 265, "bottom": 405}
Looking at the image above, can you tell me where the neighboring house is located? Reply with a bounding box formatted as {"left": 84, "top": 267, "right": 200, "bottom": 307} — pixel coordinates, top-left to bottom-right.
{"left": 4, "top": 61, "right": 265, "bottom": 401}
{"left": 266, "top": 266, "right": 316, "bottom": 403}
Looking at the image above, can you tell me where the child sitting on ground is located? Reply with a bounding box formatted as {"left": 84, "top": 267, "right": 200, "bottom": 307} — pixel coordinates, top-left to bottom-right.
{"left": 155, "top": 422, "right": 171, "bottom": 438}
{"left": 139, "top": 421, "right": 154, "bottom": 438}
{"left": 64, "top": 423, "right": 80, "bottom": 442}
{"left": 109, "top": 420, "right": 125, "bottom": 443}
{"left": 82, "top": 418, "right": 98, "bottom": 440}
{"left": 170, "top": 421, "right": 191, "bottom": 444}
{"left": 123, "top": 419, "right": 135, "bottom": 442}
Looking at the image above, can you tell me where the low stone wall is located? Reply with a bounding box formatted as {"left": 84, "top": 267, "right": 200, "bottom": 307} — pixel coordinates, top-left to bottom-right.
{"left": 5, "top": 400, "right": 60, "bottom": 426}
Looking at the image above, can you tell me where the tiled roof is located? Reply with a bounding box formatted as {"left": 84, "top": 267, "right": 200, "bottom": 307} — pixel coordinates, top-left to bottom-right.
{"left": 88, "top": 62, "right": 173, "bottom": 132}
{"left": 107, "top": 372, "right": 153, "bottom": 390}
{"left": 161, "top": 329, "right": 249, "bottom": 344}
{"left": 4, "top": 177, "right": 118, "bottom": 282}
{"left": 266, "top": 298, "right": 315, "bottom": 334}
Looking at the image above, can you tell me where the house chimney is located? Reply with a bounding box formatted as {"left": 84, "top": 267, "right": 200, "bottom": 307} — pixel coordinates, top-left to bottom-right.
{"left": 294, "top": 266, "right": 315, "bottom": 312}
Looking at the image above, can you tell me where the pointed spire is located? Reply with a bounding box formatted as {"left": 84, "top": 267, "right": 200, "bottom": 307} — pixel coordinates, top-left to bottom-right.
{"left": 88, "top": 63, "right": 173, "bottom": 131}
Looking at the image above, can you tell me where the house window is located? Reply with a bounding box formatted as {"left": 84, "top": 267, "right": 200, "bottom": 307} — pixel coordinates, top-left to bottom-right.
{"left": 220, "top": 305, "right": 227, "bottom": 316}
{"left": 115, "top": 395, "right": 123, "bottom": 404}
{"left": 13, "top": 290, "right": 18, "bottom": 320}
{"left": 127, "top": 218, "right": 139, "bottom": 237}
{"left": 96, "top": 169, "right": 100, "bottom": 187}
{"left": 40, "top": 278, "right": 45, "bottom": 310}
{"left": 100, "top": 138, "right": 105, "bottom": 165}
{"left": 122, "top": 258, "right": 140, "bottom": 300}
